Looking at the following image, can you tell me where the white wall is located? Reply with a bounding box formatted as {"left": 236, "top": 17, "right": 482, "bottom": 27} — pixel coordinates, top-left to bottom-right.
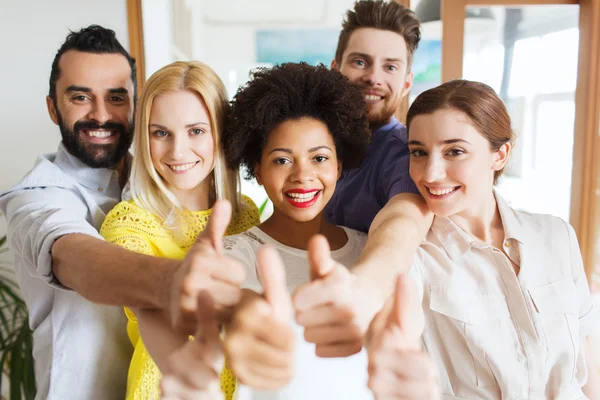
{"left": 0, "top": 0, "right": 130, "bottom": 199}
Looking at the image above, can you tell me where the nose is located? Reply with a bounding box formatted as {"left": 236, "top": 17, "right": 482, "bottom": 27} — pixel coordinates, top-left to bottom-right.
{"left": 87, "top": 99, "right": 111, "bottom": 124}
{"left": 168, "top": 134, "right": 187, "bottom": 160}
{"left": 290, "top": 160, "right": 315, "bottom": 184}
{"left": 361, "top": 65, "right": 383, "bottom": 87}
{"left": 423, "top": 155, "right": 447, "bottom": 183}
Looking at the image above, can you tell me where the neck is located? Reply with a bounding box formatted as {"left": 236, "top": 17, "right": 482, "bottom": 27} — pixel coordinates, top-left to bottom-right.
{"left": 369, "top": 117, "right": 394, "bottom": 131}
{"left": 449, "top": 190, "right": 504, "bottom": 245}
{"left": 259, "top": 210, "right": 346, "bottom": 251}
{"left": 114, "top": 157, "right": 129, "bottom": 189}
{"left": 170, "top": 178, "right": 213, "bottom": 211}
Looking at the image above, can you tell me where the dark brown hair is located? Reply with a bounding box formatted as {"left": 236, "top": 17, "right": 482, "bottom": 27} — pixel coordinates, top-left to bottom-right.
{"left": 335, "top": 0, "right": 421, "bottom": 69}
{"left": 406, "top": 80, "right": 515, "bottom": 182}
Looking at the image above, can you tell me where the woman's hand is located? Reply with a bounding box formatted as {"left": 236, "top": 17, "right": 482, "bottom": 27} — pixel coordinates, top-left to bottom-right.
{"left": 224, "top": 245, "right": 296, "bottom": 390}
{"left": 366, "top": 275, "right": 440, "bottom": 400}
{"left": 160, "top": 294, "right": 224, "bottom": 400}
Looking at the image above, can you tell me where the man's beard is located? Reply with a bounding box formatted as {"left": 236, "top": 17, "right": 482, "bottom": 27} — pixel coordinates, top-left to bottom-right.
{"left": 57, "top": 112, "right": 134, "bottom": 169}
{"left": 366, "top": 98, "right": 400, "bottom": 129}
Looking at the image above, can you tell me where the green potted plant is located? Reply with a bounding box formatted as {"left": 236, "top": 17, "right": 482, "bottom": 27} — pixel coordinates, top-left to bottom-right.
{"left": 0, "top": 234, "right": 35, "bottom": 400}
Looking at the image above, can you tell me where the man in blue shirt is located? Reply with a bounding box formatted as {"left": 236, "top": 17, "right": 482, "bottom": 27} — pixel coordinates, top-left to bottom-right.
{"left": 325, "top": 0, "right": 421, "bottom": 233}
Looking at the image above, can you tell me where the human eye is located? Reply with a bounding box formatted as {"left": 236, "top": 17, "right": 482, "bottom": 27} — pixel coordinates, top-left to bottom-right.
{"left": 71, "top": 94, "right": 90, "bottom": 102}
{"left": 314, "top": 155, "right": 329, "bottom": 163}
{"left": 152, "top": 130, "right": 168, "bottom": 138}
{"left": 190, "top": 128, "right": 205, "bottom": 136}
{"left": 447, "top": 148, "right": 465, "bottom": 157}
{"left": 353, "top": 58, "right": 366, "bottom": 68}
{"left": 386, "top": 64, "right": 399, "bottom": 72}
{"left": 273, "top": 157, "right": 291, "bottom": 165}
{"left": 409, "top": 148, "right": 427, "bottom": 157}
{"left": 109, "top": 95, "right": 126, "bottom": 103}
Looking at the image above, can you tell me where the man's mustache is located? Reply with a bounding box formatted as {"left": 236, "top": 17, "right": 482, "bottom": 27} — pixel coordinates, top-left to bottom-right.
{"left": 73, "top": 120, "right": 128, "bottom": 135}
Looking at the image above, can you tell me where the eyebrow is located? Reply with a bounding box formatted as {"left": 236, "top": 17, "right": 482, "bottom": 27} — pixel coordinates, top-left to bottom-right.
{"left": 65, "top": 85, "right": 130, "bottom": 95}
{"left": 346, "top": 52, "right": 405, "bottom": 64}
{"left": 149, "top": 122, "right": 210, "bottom": 130}
{"left": 408, "top": 139, "right": 471, "bottom": 146}
{"left": 268, "top": 145, "right": 333, "bottom": 155}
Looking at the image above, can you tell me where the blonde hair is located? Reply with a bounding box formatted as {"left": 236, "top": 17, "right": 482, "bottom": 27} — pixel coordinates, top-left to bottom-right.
{"left": 129, "top": 61, "right": 240, "bottom": 227}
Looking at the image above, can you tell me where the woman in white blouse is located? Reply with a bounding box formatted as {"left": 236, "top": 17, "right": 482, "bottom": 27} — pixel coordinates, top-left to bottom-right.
{"left": 367, "top": 79, "right": 600, "bottom": 399}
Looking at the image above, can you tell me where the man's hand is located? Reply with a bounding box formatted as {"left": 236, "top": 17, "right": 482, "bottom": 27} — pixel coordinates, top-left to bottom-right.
{"left": 160, "top": 294, "right": 224, "bottom": 400}
{"left": 169, "top": 200, "right": 247, "bottom": 334}
{"left": 293, "top": 235, "right": 385, "bottom": 358}
{"left": 224, "top": 245, "right": 295, "bottom": 390}
{"left": 366, "top": 275, "right": 439, "bottom": 400}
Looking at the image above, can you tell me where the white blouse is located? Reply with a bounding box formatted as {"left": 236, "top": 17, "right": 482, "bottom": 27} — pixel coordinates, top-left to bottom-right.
{"left": 410, "top": 193, "right": 598, "bottom": 399}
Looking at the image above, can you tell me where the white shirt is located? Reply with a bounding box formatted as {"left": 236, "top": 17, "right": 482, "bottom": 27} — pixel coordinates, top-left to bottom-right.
{"left": 0, "top": 144, "right": 131, "bottom": 399}
{"left": 223, "top": 226, "right": 372, "bottom": 400}
{"left": 410, "top": 192, "right": 598, "bottom": 399}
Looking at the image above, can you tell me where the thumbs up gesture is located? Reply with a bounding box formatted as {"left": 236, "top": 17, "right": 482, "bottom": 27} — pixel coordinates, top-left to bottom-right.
{"left": 160, "top": 293, "right": 225, "bottom": 400}
{"left": 169, "top": 200, "right": 247, "bottom": 334}
{"left": 366, "top": 275, "right": 440, "bottom": 400}
{"left": 224, "top": 245, "right": 296, "bottom": 390}
{"left": 293, "top": 235, "right": 380, "bottom": 357}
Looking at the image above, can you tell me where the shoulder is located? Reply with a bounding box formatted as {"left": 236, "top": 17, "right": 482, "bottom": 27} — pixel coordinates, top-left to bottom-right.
{"left": 100, "top": 199, "right": 166, "bottom": 239}
{"left": 511, "top": 208, "right": 570, "bottom": 238}
{"left": 343, "top": 227, "right": 368, "bottom": 246}
{"left": 227, "top": 195, "right": 260, "bottom": 235}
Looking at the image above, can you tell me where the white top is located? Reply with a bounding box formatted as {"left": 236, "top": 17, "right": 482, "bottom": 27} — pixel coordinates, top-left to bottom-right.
{"left": 410, "top": 192, "right": 598, "bottom": 399}
{"left": 0, "top": 144, "right": 131, "bottom": 400}
{"left": 224, "top": 226, "right": 372, "bottom": 400}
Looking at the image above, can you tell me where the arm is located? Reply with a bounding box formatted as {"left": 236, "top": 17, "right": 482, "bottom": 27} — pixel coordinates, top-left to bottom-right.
{"left": 53, "top": 235, "right": 176, "bottom": 308}
{"left": 582, "top": 335, "right": 600, "bottom": 398}
{"left": 353, "top": 192, "right": 432, "bottom": 300}
{"left": 1, "top": 187, "right": 176, "bottom": 309}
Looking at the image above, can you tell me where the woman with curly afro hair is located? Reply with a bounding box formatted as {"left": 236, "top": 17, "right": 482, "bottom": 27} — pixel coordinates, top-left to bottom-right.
{"left": 217, "top": 62, "right": 375, "bottom": 398}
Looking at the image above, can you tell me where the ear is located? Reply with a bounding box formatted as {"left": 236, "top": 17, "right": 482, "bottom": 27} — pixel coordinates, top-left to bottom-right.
{"left": 337, "top": 160, "right": 342, "bottom": 180}
{"left": 254, "top": 163, "right": 263, "bottom": 185}
{"left": 46, "top": 96, "right": 59, "bottom": 125}
{"left": 492, "top": 142, "right": 512, "bottom": 171}
{"left": 401, "top": 71, "right": 414, "bottom": 99}
{"left": 330, "top": 59, "right": 339, "bottom": 71}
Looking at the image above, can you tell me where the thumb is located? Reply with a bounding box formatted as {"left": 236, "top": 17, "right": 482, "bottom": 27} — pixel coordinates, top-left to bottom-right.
{"left": 256, "top": 245, "right": 292, "bottom": 322}
{"left": 307, "top": 234, "right": 335, "bottom": 281}
{"left": 196, "top": 199, "right": 232, "bottom": 254}
{"left": 387, "top": 274, "right": 423, "bottom": 351}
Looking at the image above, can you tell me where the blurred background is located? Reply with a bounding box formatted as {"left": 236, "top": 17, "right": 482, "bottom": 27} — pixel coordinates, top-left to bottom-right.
{"left": 0, "top": 0, "right": 599, "bottom": 397}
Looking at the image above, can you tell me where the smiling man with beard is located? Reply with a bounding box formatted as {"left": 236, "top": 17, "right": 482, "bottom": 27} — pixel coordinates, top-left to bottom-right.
{"left": 0, "top": 25, "right": 137, "bottom": 399}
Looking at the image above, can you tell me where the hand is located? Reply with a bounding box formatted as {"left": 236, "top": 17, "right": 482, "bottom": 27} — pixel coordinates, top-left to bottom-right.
{"left": 160, "top": 293, "right": 224, "bottom": 400}
{"left": 293, "top": 235, "right": 383, "bottom": 357}
{"left": 224, "top": 245, "right": 295, "bottom": 390}
{"left": 169, "top": 200, "right": 247, "bottom": 334}
{"left": 367, "top": 274, "right": 439, "bottom": 400}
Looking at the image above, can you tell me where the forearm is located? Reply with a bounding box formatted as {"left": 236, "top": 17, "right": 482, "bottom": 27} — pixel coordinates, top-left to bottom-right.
{"left": 137, "top": 308, "right": 188, "bottom": 374}
{"left": 52, "top": 234, "right": 177, "bottom": 309}
{"left": 583, "top": 335, "right": 600, "bottom": 398}
{"left": 353, "top": 193, "right": 432, "bottom": 298}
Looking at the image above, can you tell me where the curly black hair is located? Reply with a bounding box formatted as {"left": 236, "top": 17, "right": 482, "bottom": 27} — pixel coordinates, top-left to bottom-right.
{"left": 222, "top": 62, "right": 371, "bottom": 179}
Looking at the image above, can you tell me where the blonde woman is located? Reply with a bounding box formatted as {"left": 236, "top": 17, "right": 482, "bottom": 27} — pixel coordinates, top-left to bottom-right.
{"left": 100, "top": 61, "right": 259, "bottom": 400}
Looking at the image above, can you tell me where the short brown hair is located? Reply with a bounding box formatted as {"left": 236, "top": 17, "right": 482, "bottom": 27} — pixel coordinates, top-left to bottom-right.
{"left": 406, "top": 80, "right": 515, "bottom": 183}
{"left": 335, "top": 0, "right": 421, "bottom": 69}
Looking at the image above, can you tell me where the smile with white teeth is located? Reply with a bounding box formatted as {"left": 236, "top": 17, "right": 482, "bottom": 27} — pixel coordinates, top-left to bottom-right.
{"left": 286, "top": 191, "right": 319, "bottom": 202}
{"left": 168, "top": 162, "right": 198, "bottom": 172}
{"left": 86, "top": 130, "right": 115, "bottom": 138}
{"left": 427, "top": 187, "right": 458, "bottom": 196}
{"left": 365, "top": 94, "right": 383, "bottom": 101}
